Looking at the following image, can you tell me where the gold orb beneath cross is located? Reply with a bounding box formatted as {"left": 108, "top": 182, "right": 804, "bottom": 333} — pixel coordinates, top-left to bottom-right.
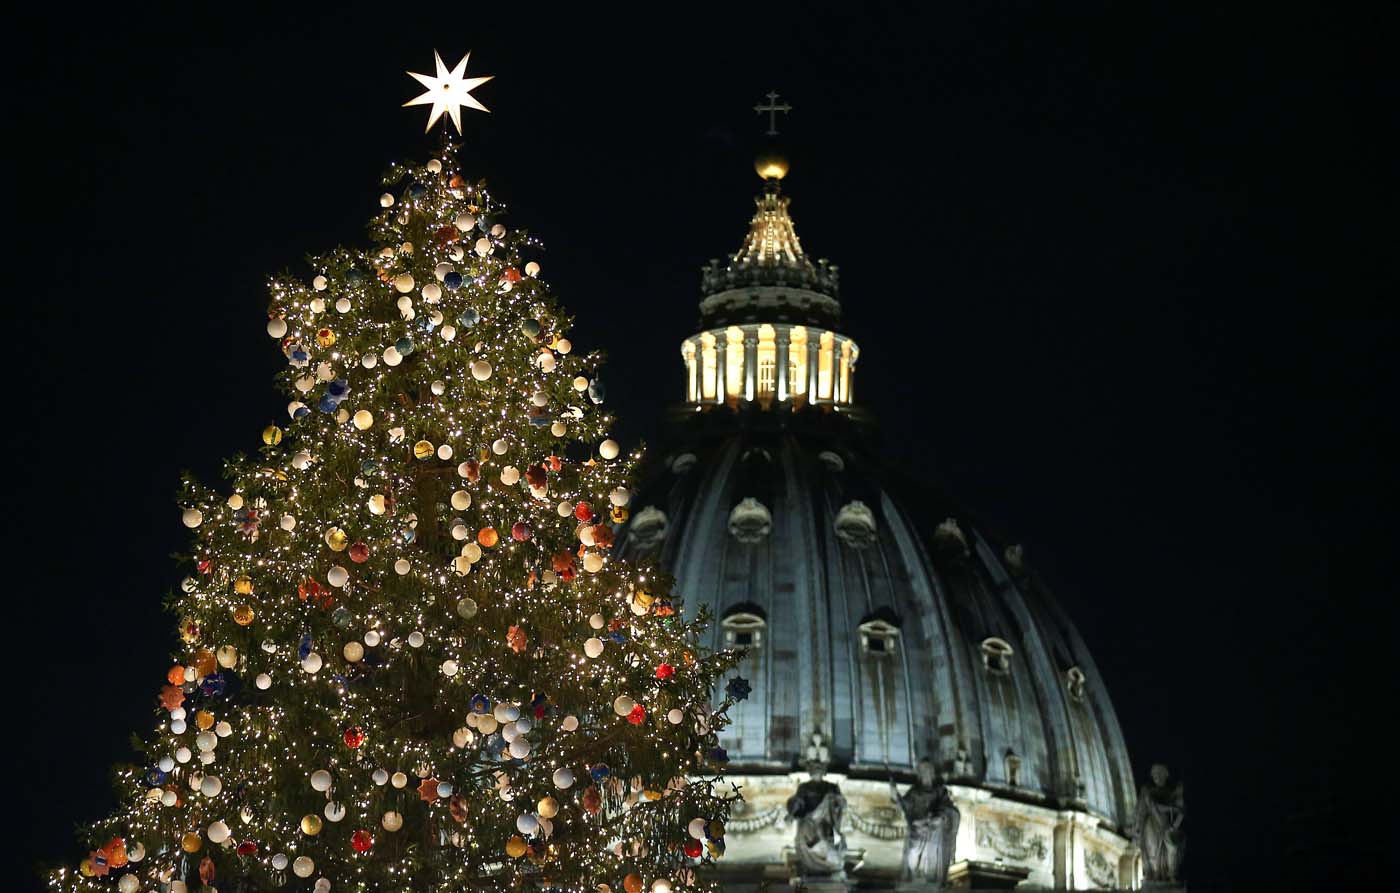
{"left": 754, "top": 150, "right": 789, "bottom": 180}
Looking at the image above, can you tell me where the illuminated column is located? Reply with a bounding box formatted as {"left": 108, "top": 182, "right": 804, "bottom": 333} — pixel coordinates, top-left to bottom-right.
{"left": 775, "top": 328, "right": 791, "bottom": 403}
{"left": 686, "top": 340, "right": 700, "bottom": 403}
{"left": 714, "top": 336, "right": 727, "bottom": 406}
{"left": 806, "top": 334, "right": 820, "bottom": 404}
{"left": 743, "top": 328, "right": 757, "bottom": 402}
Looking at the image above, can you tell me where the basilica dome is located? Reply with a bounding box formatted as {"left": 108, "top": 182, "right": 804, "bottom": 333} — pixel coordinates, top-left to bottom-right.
{"left": 618, "top": 148, "right": 1142, "bottom": 890}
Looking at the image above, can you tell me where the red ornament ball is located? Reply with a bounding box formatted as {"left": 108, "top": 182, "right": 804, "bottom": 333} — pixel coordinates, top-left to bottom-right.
{"left": 683, "top": 838, "right": 702, "bottom": 858}
{"left": 351, "top": 829, "right": 374, "bottom": 853}
{"left": 574, "top": 502, "right": 592, "bottom": 521}
{"left": 627, "top": 704, "right": 646, "bottom": 725}
{"left": 511, "top": 521, "right": 532, "bottom": 542}
{"left": 348, "top": 542, "right": 370, "bottom": 563}
{"left": 343, "top": 726, "right": 366, "bottom": 748}
{"left": 236, "top": 840, "right": 259, "bottom": 857}
{"left": 655, "top": 663, "right": 675, "bottom": 680}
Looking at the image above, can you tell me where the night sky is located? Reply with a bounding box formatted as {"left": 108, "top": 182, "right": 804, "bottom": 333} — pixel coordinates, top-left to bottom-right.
{"left": 13, "top": 4, "right": 1392, "bottom": 890}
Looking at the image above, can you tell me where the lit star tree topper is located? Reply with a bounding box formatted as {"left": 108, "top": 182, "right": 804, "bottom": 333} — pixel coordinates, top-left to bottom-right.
{"left": 404, "top": 50, "right": 494, "bottom": 134}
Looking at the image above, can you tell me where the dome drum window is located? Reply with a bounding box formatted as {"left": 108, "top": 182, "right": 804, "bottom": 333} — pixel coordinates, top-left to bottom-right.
{"left": 681, "top": 323, "right": 858, "bottom": 410}
{"left": 981, "top": 637, "right": 1014, "bottom": 675}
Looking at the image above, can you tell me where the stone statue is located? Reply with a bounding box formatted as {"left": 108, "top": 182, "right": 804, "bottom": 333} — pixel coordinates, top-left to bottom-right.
{"left": 786, "top": 736, "right": 848, "bottom": 881}
{"left": 889, "top": 758, "right": 961, "bottom": 886}
{"left": 1133, "top": 763, "right": 1185, "bottom": 884}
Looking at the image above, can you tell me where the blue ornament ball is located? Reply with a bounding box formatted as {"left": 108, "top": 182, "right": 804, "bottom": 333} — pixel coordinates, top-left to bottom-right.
{"left": 444, "top": 271, "right": 463, "bottom": 290}
{"left": 458, "top": 307, "right": 481, "bottom": 328}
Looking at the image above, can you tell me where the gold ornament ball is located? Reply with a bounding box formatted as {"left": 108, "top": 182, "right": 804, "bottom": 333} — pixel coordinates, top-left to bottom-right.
{"left": 537, "top": 796, "right": 559, "bottom": 819}
{"left": 506, "top": 835, "right": 527, "bottom": 858}
{"left": 262, "top": 425, "right": 283, "bottom": 446}
{"left": 301, "top": 814, "right": 323, "bottom": 836}
{"left": 233, "top": 575, "right": 254, "bottom": 596}
{"left": 233, "top": 604, "right": 255, "bottom": 626}
{"left": 755, "top": 150, "right": 789, "bottom": 181}
{"left": 325, "top": 527, "right": 349, "bottom": 551}
{"left": 180, "top": 832, "right": 202, "bottom": 853}
{"left": 315, "top": 328, "right": 336, "bottom": 348}
{"left": 414, "top": 440, "right": 435, "bottom": 460}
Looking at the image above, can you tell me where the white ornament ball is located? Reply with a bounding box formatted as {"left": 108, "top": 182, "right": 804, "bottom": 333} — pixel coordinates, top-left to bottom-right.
{"left": 613, "top": 695, "right": 636, "bottom": 717}
{"left": 599, "top": 439, "right": 621, "bottom": 460}
{"left": 175, "top": 747, "right": 192, "bottom": 764}
{"left": 293, "top": 856, "right": 315, "bottom": 878}
{"left": 492, "top": 438, "right": 509, "bottom": 455}
{"left": 368, "top": 494, "right": 387, "bottom": 515}
{"left": 271, "top": 853, "right": 289, "bottom": 870}
{"left": 382, "top": 810, "right": 403, "bottom": 832}
{"left": 383, "top": 346, "right": 403, "bottom": 366}
{"left": 471, "top": 360, "right": 492, "bottom": 381}
{"left": 343, "top": 641, "right": 364, "bottom": 662}
{"left": 371, "top": 768, "right": 389, "bottom": 786}
{"left": 525, "top": 261, "right": 540, "bottom": 277}
{"left": 688, "top": 817, "right": 708, "bottom": 839}
{"left": 200, "top": 776, "right": 222, "bottom": 797}
{"left": 558, "top": 501, "right": 575, "bottom": 518}
{"left": 456, "top": 597, "right": 478, "bottom": 619}
{"left": 170, "top": 719, "right": 187, "bottom": 735}
{"left": 327, "top": 565, "right": 349, "bottom": 588}
{"left": 207, "top": 820, "right": 230, "bottom": 843}
{"left": 292, "top": 450, "right": 313, "bottom": 469}
{"left": 441, "top": 325, "right": 457, "bottom": 341}
{"left": 159, "top": 756, "right": 175, "bottom": 772}
{"left": 556, "top": 338, "right": 572, "bottom": 354}
{"left": 501, "top": 465, "right": 520, "bottom": 485}
{"left": 361, "top": 353, "right": 377, "bottom": 368}
{"left": 215, "top": 721, "right": 232, "bottom": 738}
{"left": 312, "top": 274, "right": 328, "bottom": 291}
{"left": 255, "top": 673, "right": 272, "bottom": 690}
{"left": 584, "top": 637, "right": 605, "bottom": 658}
{"left": 364, "top": 629, "right": 381, "bottom": 647}
{"left": 561, "top": 715, "right": 579, "bottom": 732}
{"left": 610, "top": 488, "right": 631, "bottom": 507}
{"left": 583, "top": 552, "right": 605, "bottom": 573}
{"left": 668, "top": 708, "right": 685, "bottom": 725}
{"left": 310, "top": 769, "right": 333, "bottom": 792}
{"left": 408, "top": 631, "right": 425, "bottom": 648}
{"left": 455, "top": 212, "right": 476, "bottom": 231}
{"left": 427, "top": 158, "right": 443, "bottom": 173}
{"left": 536, "top": 352, "right": 556, "bottom": 373}
{"left": 474, "top": 237, "right": 491, "bottom": 257}
{"left": 431, "top": 379, "right": 447, "bottom": 396}
{"left": 516, "top": 814, "right": 539, "bottom": 835}
{"left": 266, "top": 318, "right": 288, "bottom": 339}
{"left": 393, "top": 273, "right": 415, "bottom": 293}
{"left": 552, "top": 767, "right": 575, "bottom": 789}
{"left": 463, "top": 542, "right": 483, "bottom": 563}
{"left": 309, "top": 297, "right": 326, "bottom": 314}
{"left": 550, "top": 421, "right": 567, "bottom": 437}
{"left": 335, "top": 297, "right": 351, "bottom": 313}
{"left": 441, "top": 660, "right": 459, "bottom": 677}
{"left": 437, "top": 782, "right": 454, "bottom": 798}
{"left": 451, "top": 490, "right": 472, "bottom": 510}
{"left": 280, "top": 513, "right": 296, "bottom": 530}
{"left": 353, "top": 410, "right": 373, "bottom": 430}
{"left": 508, "top": 738, "right": 531, "bottom": 759}
{"left": 324, "top": 801, "right": 346, "bottom": 822}
{"left": 589, "top": 613, "right": 606, "bottom": 630}
{"left": 302, "top": 652, "right": 323, "bottom": 674}
{"left": 453, "top": 555, "right": 472, "bottom": 576}
{"left": 195, "top": 731, "right": 217, "bottom": 752}
{"left": 379, "top": 193, "right": 394, "bottom": 208}
{"left": 118, "top": 875, "right": 140, "bottom": 893}
{"left": 181, "top": 508, "right": 203, "bottom": 528}
{"left": 422, "top": 282, "right": 442, "bottom": 302}
{"left": 391, "top": 771, "right": 408, "bottom": 789}
{"left": 437, "top": 444, "right": 453, "bottom": 460}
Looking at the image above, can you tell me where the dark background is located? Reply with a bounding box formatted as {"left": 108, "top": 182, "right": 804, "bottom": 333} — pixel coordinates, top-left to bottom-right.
{"left": 11, "top": 3, "right": 1394, "bottom": 890}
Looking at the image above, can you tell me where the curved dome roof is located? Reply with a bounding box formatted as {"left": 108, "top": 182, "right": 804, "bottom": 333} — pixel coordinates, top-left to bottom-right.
{"left": 619, "top": 414, "right": 1137, "bottom": 830}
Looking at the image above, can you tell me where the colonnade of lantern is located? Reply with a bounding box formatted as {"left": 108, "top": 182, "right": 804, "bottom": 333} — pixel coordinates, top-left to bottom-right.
{"left": 680, "top": 323, "right": 858, "bottom": 409}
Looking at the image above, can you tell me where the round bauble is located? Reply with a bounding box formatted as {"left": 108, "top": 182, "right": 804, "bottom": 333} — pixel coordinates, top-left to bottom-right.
{"left": 393, "top": 273, "right": 415, "bottom": 293}
{"left": 327, "top": 565, "right": 349, "bottom": 588}
{"left": 408, "top": 631, "right": 425, "bottom": 648}
{"left": 382, "top": 810, "right": 403, "bottom": 831}
{"left": 471, "top": 359, "right": 493, "bottom": 381}
{"left": 207, "top": 820, "right": 230, "bottom": 843}
{"left": 267, "top": 317, "right": 288, "bottom": 339}
{"left": 335, "top": 297, "right": 351, "bottom": 313}
{"left": 293, "top": 855, "right": 315, "bottom": 878}
{"left": 310, "top": 770, "right": 333, "bottom": 791}
{"left": 613, "top": 695, "right": 636, "bottom": 717}
{"left": 352, "top": 829, "right": 374, "bottom": 852}
{"left": 456, "top": 597, "right": 478, "bottom": 619}
{"left": 516, "top": 813, "right": 539, "bottom": 835}
{"left": 324, "top": 801, "right": 346, "bottom": 822}
{"left": 302, "top": 652, "right": 323, "bottom": 674}
{"left": 343, "top": 641, "right": 364, "bottom": 662}
{"left": 394, "top": 558, "right": 411, "bottom": 575}
{"left": 181, "top": 508, "right": 203, "bottom": 528}
{"left": 255, "top": 673, "right": 272, "bottom": 690}
{"left": 550, "top": 421, "right": 567, "bottom": 437}
{"left": 180, "top": 832, "right": 202, "bottom": 853}
{"left": 599, "top": 439, "right": 621, "bottom": 460}
{"left": 353, "top": 410, "right": 373, "bottom": 430}
{"left": 506, "top": 835, "right": 527, "bottom": 858}
{"left": 451, "top": 489, "right": 472, "bottom": 510}
{"left": 667, "top": 708, "right": 685, "bottom": 725}
{"left": 118, "top": 874, "right": 140, "bottom": 893}
{"left": 391, "top": 771, "right": 408, "bottom": 789}
{"left": 584, "top": 637, "right": 604, "bottom": 658}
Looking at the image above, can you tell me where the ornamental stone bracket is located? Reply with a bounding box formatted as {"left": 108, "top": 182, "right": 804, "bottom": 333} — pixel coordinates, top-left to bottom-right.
{"left": 626, "top": 506, "right": 669, "bottom": 552}
{"left": 729, "top": 497, "right": 773, "bottom": 543}
{"left": 833, "top": 501, "right": 878, "bottom": 549}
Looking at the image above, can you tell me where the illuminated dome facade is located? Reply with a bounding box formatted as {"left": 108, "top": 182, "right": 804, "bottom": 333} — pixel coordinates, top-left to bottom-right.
{"left": 619, "top": 155, "right": 1143, "bottom": 890}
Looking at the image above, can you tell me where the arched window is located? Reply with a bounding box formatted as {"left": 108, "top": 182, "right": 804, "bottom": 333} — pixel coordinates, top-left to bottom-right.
{"left": 858, "top": 617, "right": 900, "bottom": 657}
{"left": 788, "top": 326, "right": 808, "bottom": 402}
{"left": 699, "top": 332, "right": 717, "bottom": 400}
{"left": 981, "top": 637, "right": 1014, "bottom": 675}
{"left": 722, "top": 606, "right": 766, "bottom": 650}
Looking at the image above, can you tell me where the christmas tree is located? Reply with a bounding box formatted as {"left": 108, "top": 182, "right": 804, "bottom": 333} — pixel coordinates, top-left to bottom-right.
{"left": 50, "top": 53, "right": 742, "bottom": 893}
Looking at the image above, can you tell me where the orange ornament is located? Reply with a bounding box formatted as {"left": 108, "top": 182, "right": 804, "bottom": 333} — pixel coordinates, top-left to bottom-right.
{"left": 506, "top": 835, "right": 527, "bottom": 858}
{"left": 159, "top": 684, "right": 185, "bottom": 711}
{"left": 477, "top": 527, "right": 499, "bottom": 548}
{"left": 194, "top": 649, "right": 217, "bottom": 678}
{"left": 624, "top": 873, "right": 643, "bottom": 893}
{"left": 166, "top": 665, "right": 186, "bottom": 685}
{"left": 507, "top": 625, "right": 527, "bottom": 654}
{"left": 196, "top": 711, "right": 215, "bottom": 731}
